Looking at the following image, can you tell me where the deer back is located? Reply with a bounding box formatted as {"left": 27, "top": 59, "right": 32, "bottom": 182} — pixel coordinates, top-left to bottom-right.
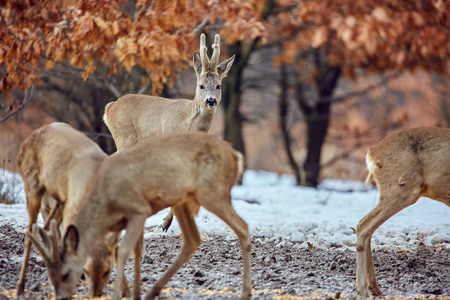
{"left": 90, "top": 131, "right": 243, "bottom": 220}
{"left": 17, "top": 123, "right": 107, "bottom": 209}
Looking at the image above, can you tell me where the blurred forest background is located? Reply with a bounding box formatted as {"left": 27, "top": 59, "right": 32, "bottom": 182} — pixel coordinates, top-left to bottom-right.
{"left": 0, "top": 0, "right": 449, "bottom": 187}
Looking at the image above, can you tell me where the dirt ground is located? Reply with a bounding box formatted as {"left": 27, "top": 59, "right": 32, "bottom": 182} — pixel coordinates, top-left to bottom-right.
{"left": 0, "top": 224, "right": 449, "bottom": 299}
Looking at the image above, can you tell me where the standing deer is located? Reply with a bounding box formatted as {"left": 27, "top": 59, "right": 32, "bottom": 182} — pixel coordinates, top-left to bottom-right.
{"left": 103, "top": 33, "right": 235, "bottom": 230}
{"left": 356, "top": 127, "right": 450, "bottom": 297}
{"left": 28, "top": 131, "right": 251, "bottom": 300}
{"left": 16, "top": 122, "right": 130, "bottom": 298}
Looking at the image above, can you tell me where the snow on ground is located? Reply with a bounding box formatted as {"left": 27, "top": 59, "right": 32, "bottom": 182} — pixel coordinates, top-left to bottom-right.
{"left": 1, "top": 169, "right": 449, "bottom": 251}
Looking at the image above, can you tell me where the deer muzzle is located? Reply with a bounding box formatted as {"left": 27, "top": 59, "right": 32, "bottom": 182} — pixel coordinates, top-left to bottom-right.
{"left": 205, "top": 98, "right": 217, "bottom": 108}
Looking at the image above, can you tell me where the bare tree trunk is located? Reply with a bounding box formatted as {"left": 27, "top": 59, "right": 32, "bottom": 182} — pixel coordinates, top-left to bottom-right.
{"left": 88, "top": 83, "right": 117, "bottom": 154}
{"left": 221, "top": 0, "right": 275, "bottom": 158}
{"left": 435, "top": 74, "right": 450, "bottom": 126}
{"left": 279, "top": 64, "right": 303, "bottom": 185}
{"left": 222, "top": 42, "right": 246, "bottom": 157}
{"left": 295, "top": 48, "right": 341, "bottom": 187}
{"left": 301, "top": 100, "right": 332, "bottom": 187}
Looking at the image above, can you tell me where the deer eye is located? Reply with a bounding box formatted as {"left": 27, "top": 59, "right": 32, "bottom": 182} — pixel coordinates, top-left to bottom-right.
{"left": 199, "top": 85, "right": 205, "bottom": 90}
{"left": 62, "top": 272, "right": 69, "bottom": 282}
{"left": 103, "top": 269, "right": 110, "bottom": 278}
{"left": 216, "top": 85, "right": 221, "bottom": 90}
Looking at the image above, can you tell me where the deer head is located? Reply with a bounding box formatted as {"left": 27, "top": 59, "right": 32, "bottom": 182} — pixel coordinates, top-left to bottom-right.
{"left": 28, "top": 220, "right": 83, "bottom": 300}
{"left": 82, "top": 233, "right": 119, "bottom": 297}
{"left": 193, "top": 33, "right": 235, "bottom": 111}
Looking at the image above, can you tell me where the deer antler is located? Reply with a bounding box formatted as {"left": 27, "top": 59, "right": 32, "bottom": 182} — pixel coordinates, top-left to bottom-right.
{"left": 209, "top": 34, "right": 220, "bottom": 71}
{"left": 28, "top": 220, "right": 59, "bottom": 264}
{"left": 199, "top": 33, "right": 209, "bottom": 73}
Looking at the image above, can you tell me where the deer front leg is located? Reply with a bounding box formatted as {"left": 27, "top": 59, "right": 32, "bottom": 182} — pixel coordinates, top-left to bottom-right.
{"left": 131, "top": 232, "right": 144, "bottom": 300}
{"left": 120, "top": 273, "right": 131, "bottom": 298}
{"left": 112, "top": 215, "right": 146, "bottom": 300}
{"left": 146, "top": 204, "right": 201, "bottom": 299}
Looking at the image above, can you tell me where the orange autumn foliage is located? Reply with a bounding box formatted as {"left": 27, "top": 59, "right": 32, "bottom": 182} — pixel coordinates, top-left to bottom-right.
{"left": 0, "top": 0, "right": 266, "bottom": 95}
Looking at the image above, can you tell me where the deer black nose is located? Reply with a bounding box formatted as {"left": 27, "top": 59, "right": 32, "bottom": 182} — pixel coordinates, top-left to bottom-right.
{"left": 206, "top": 98, "right": 217, "bottom": 107}
{"left": 93, "top": 291, "right": 103, "bottom": 297}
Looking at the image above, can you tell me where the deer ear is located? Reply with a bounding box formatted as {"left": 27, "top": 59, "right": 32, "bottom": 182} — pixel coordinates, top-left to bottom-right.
{"left": 217, "top": 55, "right": 235, "bottom": 79}
{"left": 193, "top": 52, "right": 202, "bottom": 74}
{"left": 63, "top": 225, "right": 79, "bottom": 254}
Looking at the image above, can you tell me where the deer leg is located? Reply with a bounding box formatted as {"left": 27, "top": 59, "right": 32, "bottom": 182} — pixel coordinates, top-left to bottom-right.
{"left": 131, "top": 231, "right": 144, "bottom": 300}
{"left": 145, "top": 202, "right": 201, "bottom": 299}
{"left": 42, "top": 201, "right": 60, "bottom": 230}
{"left": 112, "top": 215, "right": 146, "bottom": 300}
{"left": 17, "top": 199, "right": 40, "bottom": 295}
{"left": 119, "top": 243, "right": 131, "bottom": 299}
{"left": 162, "top": 208, "right": 174, "bottom": 232}
{"left": 356, "top": 193, "right": 420, "bottom": 297}
{"left": 120, "top": 274, "right": 131, "bottom": 299}
{"left": 17, "top": 230, "right": 33, "bottom": 295}
{"left": 200, "top": 195, "right": 252, "bottom": 300}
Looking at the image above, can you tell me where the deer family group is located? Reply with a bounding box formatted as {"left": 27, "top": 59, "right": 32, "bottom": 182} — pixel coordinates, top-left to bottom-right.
{"left": 14, "top": 34, "right": 450, "bottom": 300}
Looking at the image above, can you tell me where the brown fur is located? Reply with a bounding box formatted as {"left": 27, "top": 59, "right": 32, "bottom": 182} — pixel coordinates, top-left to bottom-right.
{"left": 16, "top": 123, "right": 127, "bottom": 298}
{"left": 83, "top": 232, "right": 120, "bottom": 297}
{"left": 103, "top": 34, "right": 234, "bottom": 151}
{"left": 103, "top": 34, "right": 235, "bottom": 231}
{"left": 33, "top": 131, "right": 251, "bottom": 300}
{"left": 356, "top": 127, "right": 450, "bottom": 297}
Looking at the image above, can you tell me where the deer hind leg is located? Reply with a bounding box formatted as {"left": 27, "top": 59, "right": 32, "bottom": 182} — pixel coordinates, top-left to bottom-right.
{"left": 42, "top": 197, "right": 63, "bottom": 231}
{"left": 112, "top": 214, "right": 147, "bottom": 300}
{"left": 162, "top": 208, "right": 175, "bottom": 232}
{"left": 423, "top": 174, "right": 450, "bottom": 206}
{"left": 356, "top": 189, "right": 420, "bottom": 297}
{"left": 146, "top": 200, "right": 201, "bottom": 300}
{"left": 198, "top": 192, "right": 252, "bottom": 300}
{"left": 17, "top": 191, "right": 42, "bottom": 295}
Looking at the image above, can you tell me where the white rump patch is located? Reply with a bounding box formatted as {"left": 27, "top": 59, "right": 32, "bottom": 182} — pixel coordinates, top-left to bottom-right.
{"left": 366, "top": 152, "right": 376, "bottom": 173}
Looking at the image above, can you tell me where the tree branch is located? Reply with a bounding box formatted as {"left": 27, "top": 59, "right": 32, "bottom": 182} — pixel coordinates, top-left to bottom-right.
{"left": 84, "top": 131, "right": 113, "bottom": 140}
{"left": 320, "top": 138, "right": 365, "bottom": 169}
{"left": 259, "top": 22, "right": 314, "bottom": 51}
{"left": 0, "top": 85, "right": 35, "bottom": 124}
{"left": 327, "top": 73, "right": 399, "bottom": 104}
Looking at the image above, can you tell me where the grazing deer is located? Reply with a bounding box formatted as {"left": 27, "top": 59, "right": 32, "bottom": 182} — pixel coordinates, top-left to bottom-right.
{"left": 40, "top": 195, "right": 125, "bottom": 297}
{"left": 103, "top": 33, "right": 235, "bottom": 231}
{"left": 356, "top": 127, "right": 450, "bottom": 297}
{"left": 16, "top": 122, "right": 129, "bottom": 298}
{"left": 28, "top": 131, "right": 251, "bottom": 300}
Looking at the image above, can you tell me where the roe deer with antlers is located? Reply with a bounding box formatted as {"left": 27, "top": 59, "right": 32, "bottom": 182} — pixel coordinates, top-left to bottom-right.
{"left": 103, "top": 33, "right": 234, "bottom": 231}
{"left": 357, "top": 127, "right": 450, "bottom": 297}
{"left": 28, "top": 131, "right": 251, "bottom": 300}
{"left": 16, "top": 122, "right": 130, "bottom": 298}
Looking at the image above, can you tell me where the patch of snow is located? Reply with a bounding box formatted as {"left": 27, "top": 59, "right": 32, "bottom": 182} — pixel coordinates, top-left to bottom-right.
{"left": 1, "top": 169, "right": 449, "bottom": 251}
{"left": 0, "top": 169, "right": 26, "bottom": 204}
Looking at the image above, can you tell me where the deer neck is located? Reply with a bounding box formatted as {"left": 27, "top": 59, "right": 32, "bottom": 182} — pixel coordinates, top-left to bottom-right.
{"left": 71, "top": 196, "right": 105, "bottom": 261}
{"left": 188, "top": 96, "right": 215, "bottom": 132}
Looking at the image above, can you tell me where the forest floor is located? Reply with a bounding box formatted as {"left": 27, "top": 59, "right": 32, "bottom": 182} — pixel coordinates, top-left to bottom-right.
{"left": 1, "top": 225, "right": 449, "bottom": 300}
